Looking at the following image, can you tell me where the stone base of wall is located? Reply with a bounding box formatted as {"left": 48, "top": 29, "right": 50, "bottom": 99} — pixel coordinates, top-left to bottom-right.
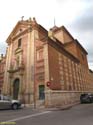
{"left": 19, "top": 93, "right": 34, "bottom": 104}
{"left": 18, "top": 90, "right": 92, "bottom": 109}
{"left": 19, "top": 93, "right": 45, "bottom": 109}
{"left": 45, "top": 90, "right": 83, "bottom": 108}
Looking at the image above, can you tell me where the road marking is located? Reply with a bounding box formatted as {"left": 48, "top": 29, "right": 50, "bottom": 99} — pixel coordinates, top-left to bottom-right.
{"left": 3, "top": 111, "right": 51, "bottom": 122}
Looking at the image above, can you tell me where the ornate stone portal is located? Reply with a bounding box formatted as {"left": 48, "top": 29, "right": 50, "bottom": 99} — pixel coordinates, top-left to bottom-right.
{"left": 8, "top": 61, "right": 25, "bottom": 100}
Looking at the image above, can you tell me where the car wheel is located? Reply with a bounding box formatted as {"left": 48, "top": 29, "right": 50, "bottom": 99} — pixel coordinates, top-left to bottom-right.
{"left": 12, "top": 103, "right": 18, "bottom": 110}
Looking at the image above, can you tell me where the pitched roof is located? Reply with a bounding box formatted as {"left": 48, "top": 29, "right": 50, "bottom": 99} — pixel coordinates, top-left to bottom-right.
{"left": 50, "top": 25, "right": 74, "bottom": 40}
{"left": 64, "top": 39, "right": 88, "bottom": 55}
{"left": 6, "top": 18, "right": 38, "bottom": 43}
{"left": 6, "top": 20, "right": 29, "bottom": 43}
{"left": 42, "top": 36, "right": 79, "bottom": 63}
{"left": 89, "top": 69, "right": 93, "bottom": 73}
{"left": 75, "top": 39, "right": 88, "bottom": 54}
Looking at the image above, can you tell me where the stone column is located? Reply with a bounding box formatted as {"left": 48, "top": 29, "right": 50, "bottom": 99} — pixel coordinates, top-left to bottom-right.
{"left": 44, "top": 43, "right": 50, "bottom": 85}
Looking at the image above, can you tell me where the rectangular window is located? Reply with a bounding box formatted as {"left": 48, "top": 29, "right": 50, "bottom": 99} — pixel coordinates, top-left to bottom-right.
{"left": 18, "top": 38, "right": 22, "bottom": 48}
{"left": 37, "top": 49, "right": 43, "bottom": 61}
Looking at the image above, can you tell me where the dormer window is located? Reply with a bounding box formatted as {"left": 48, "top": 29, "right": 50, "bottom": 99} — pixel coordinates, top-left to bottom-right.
{"left": 18, "top": 38, "right": 22, "bottom": 48}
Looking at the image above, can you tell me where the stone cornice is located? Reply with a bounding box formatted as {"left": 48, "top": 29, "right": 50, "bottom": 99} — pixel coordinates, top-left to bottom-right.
{"left": 7, "top": 65, "right": 25, "bottom": 75}
{"left": 7, "top": 28, "right": 30, "bottom": 44}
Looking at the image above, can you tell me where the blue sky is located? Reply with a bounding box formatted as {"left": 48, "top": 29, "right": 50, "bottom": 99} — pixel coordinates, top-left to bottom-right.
{"left": 0, "top": 0, "right": 93, "bottom": 69}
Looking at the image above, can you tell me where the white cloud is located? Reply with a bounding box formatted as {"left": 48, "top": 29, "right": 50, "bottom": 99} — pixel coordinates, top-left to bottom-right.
{"left": 0, "top": 0, "right": 92, "bottom": 69}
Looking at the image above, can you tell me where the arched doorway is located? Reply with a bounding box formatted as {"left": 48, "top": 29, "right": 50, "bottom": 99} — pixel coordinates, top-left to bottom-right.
{"left": 13, "top": 78, "right": 20, "bottom": 99}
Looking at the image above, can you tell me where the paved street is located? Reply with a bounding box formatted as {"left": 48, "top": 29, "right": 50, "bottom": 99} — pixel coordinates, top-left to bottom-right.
{"left": 0, "top": 104, "right": 93, "bottom": 125}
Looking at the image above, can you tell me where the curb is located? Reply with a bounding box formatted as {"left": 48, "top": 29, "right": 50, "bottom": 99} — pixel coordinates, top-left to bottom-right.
{"left": 44, "top": 102, "right": 80, "bottom": 111}
{"left": 21, "top": 102, "right": 80, "bottom": 111}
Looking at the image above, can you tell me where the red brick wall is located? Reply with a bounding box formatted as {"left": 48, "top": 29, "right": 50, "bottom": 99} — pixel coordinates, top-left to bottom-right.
{"left": 48, "top": 45, "right": 62, "bottom": 90}
{"left": 64, "top": 42, "right": 88, "bottom": 68}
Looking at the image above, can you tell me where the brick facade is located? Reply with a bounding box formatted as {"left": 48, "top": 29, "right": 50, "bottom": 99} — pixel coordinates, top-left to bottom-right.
{"left": 1, "top": 18, "right": 93, "bottom": 107}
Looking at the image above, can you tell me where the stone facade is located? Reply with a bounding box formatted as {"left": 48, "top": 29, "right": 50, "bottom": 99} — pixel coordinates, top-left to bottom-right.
{"left": 45, "top": 90, "right": 81, "bottom": 108}
{"left": 0, "top": 54, "right": 6, "bottom": 93}
{"left": 1, "top": 18, "right": 93, "bottom": 107}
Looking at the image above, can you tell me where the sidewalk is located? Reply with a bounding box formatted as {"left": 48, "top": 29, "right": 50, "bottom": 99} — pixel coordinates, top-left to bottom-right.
{"left": 33, "top": 102, "right": 80, "bottom": 111}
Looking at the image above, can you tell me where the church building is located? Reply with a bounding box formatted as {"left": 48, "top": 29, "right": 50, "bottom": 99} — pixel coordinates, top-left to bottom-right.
{"left": 2, "top": 18, "right": 93, "bottom": 107}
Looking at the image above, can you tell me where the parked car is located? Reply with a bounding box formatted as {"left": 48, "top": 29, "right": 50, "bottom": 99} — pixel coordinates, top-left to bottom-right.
{"left": 0, "top": 95, "right": 21, "bottom": 110}
{"left": 80, "top": 93, "right": 93, "bottom": 103}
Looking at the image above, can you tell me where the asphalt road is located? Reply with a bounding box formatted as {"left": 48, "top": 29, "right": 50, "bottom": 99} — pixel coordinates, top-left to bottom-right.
{"left": 1, "top": 104, "right": 93, "bottom": 125}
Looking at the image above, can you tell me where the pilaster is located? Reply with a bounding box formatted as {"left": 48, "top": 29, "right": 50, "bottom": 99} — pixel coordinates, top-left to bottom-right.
{"left": 26, "top": 26, "right": 39, "bottom": 103}
{"left": 44, "top": 43, "right": 50, "bottom": 88}
{"left": 3, "top": 43, "right": 13, "bottom": 95}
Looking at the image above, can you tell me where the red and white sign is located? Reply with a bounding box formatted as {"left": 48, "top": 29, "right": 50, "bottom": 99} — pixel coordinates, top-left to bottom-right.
{"left": 46, "top": 81, "right": 51, "bottom": 87}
